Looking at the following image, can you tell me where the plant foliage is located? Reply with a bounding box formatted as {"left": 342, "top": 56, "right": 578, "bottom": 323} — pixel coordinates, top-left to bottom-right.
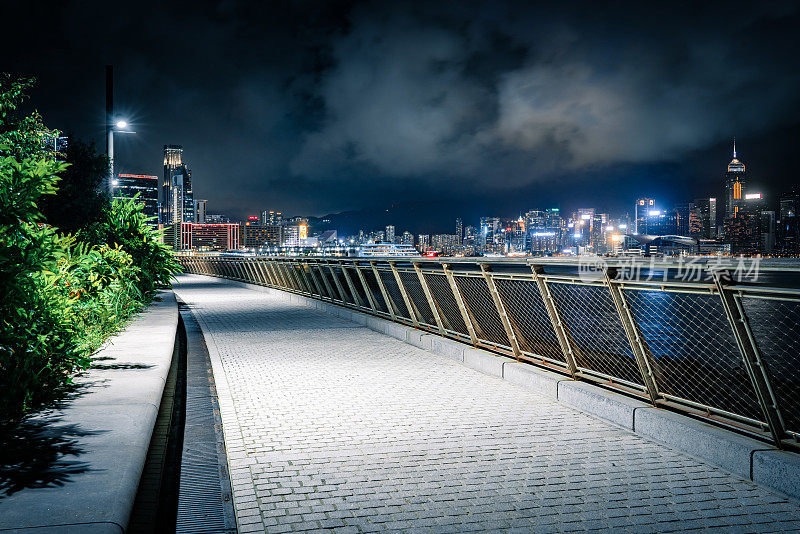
{"left": 0, "top": 75, "right": 180, "bottom": 422}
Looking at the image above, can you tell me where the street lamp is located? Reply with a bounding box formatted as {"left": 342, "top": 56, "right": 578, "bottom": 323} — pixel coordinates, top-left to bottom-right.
{"left": 108, "top": 118, "right": 135, "bottom": 194}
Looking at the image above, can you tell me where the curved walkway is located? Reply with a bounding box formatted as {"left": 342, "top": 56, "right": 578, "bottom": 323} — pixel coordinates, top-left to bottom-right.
{"left": 174, "top": 274, "right": 800, "bottom": 533}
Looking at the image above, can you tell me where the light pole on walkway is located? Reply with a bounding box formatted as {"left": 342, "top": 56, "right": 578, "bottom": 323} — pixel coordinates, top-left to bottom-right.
{"left": 105, "top": 65, "right": 135, "bottom": 194}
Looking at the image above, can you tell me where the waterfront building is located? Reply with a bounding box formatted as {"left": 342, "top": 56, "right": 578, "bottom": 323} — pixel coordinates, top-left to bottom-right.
{"left": 261, "top": 210, "right": 283, "bottom": 226}
{"left": 113, "top": 173, "right": 158, "bottom": 223}
{"left": 778, "top": 188, "right": 800, "bottom": 255}
{"left": 164, "top": 222, "right": 239, "bottom": 251}
{"left": 240, "top": 223, "right": 282, "bottom": 248}
{"left": 479, "top": 217, "right": 502, "bottom": 254}
{"left": 418, "top": 234, "right": 430, "bottom": 252}
{"left": 635, "top": 198, "right": 656, "bottom": 234}
{"left": 194, "top": 199, "right": 207, "bottom": 223}
{"left": 689, "top": 198, "right": 717, "bottom": 239}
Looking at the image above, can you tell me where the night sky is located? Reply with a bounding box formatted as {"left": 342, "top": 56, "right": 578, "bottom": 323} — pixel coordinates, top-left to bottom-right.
{"left": 4, "top": 1, "right": 800, "bottom": 233}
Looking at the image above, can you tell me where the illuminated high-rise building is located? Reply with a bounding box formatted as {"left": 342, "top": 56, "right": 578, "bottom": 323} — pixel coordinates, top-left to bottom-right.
{"left": 112, "top": 173, "right": 159, "bottom": 223}
{"left": 161, "top": 145, "right": 194, "bottom": 224}
{"left": 724, "top": 139, "right": 747, "bottom": 221}
{"left": 262, "top": 210, "right": 283, "bottom": 226}
{"left": 689, "top": 198, "right": 717, "bottom": 239}
{"left": 385, "top": 225, "right": 396, "bottom": 243}
{"left": 455, "top": 218, "right": 463, "bottom": 245}
{"left": 194, "top": 199, "right": 207, "bottom": 223}
{"left": 634, "top": 198, "right": 656, "bottom": 234}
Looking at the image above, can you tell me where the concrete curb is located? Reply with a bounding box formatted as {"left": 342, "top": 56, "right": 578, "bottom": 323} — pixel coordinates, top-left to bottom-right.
{"left": 0, "top": 292, "right": 179, "bottom": 534}
{"left": 194, "top": 275, "right": 800, "bottom": 502}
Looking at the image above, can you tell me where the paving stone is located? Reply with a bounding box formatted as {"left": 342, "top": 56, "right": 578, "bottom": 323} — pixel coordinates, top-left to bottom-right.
{"left": 173, "top": 274, "right": 800, "bottom": 533}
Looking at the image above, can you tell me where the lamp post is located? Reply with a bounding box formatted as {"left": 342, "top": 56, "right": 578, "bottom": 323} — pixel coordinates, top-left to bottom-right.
{"left": 108, "top": 119, "right": 135, "bottom": 193}
{"left": 105, "top": 65, "right": 135, "bottom": 194}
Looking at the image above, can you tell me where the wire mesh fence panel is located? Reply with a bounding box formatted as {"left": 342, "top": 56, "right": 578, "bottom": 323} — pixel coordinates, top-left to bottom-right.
{"left": 330, "top": 266, "right": 354, "bottom": 304}
{"left": 305, "top": 265, "right": 324, "bottom": 296}
{"left": 341, "top": 265, "right": 368, "bottom": 307}
{"left": 398, "top": 270, "right": 436, "bottom": 326}
{"left": 495, "top": 278, "right": 566, "bottom": 364}
{"left": 294, "top": 265, "right": 313, "bottom": 294}
{"left": 423, "top": 273, "right": 469, "bottom": 335}
{"left": 377, "top": 269, "right": 411, "bottom": 319}
{"left": 454, "top": 275, "right": 509, "bottom": 348}
{"left": 549, "top": 282, "right": 643, "bottom": 386}
{"left": 740, "top": 295, "right": 800, "bottom": 435}
{"left": 315, "top": 265, "right": 339, "bottom": 300}
{"left": 625, "top": 288, "right": 763, "bottom": 422}
{"left": 359, "top": 267, "right": 389, "bottom": 313}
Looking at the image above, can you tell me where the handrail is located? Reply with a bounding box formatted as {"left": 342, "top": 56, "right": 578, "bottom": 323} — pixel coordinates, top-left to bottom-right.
{"left": 177, "top": 254, "right": 800, "bottom": 450}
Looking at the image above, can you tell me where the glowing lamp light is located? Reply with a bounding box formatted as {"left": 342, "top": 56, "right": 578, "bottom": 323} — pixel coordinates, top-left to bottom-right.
{"left": 745, "top": 193, "right": 762, "bottom": 200}
{"left": 648, "top": 210, "right": 661, "bottom": 216}
{"left": 606, "top": 225, "right": 614, "bottom": 231}
{"left": 111, "top": 179, "right": 119, "bottom": 186}
{"left": 115, "top": 120, "right": 128, "bottom": 129}
{"left": 611, "top": 234, "right": 621, "bottom": 242}
{"left": 573, "top": 233, "right": 582, "bottom": 239}
{"left": 619, "top": 224, "right": 628, "bottom": 229}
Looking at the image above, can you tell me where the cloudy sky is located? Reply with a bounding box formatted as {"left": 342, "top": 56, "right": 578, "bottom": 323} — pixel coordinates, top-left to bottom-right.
{"left": 4, "top": 0, "right": 800, "bottom": 231}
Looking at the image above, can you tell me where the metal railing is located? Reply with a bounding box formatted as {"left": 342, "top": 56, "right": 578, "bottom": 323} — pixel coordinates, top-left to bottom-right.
{"left": 176, "top": 254, "right": 800, "bottom": 449}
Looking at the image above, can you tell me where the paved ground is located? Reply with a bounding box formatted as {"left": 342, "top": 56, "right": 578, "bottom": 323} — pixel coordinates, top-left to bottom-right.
{"left": 173, "top": 274, "right": 800, "bottom": 533}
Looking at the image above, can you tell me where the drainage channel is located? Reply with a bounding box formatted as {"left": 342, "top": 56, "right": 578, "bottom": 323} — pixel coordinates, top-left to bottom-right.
{"left": 176, "top": 304, "right": 237, "bottom": 533}
{"left": 129, "top": 302, "right": 236, "bottom": 533}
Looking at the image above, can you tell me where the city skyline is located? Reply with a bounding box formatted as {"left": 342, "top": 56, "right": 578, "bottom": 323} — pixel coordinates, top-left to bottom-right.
{"left": 3, "top": 1, "right": 800, "bottom": 222}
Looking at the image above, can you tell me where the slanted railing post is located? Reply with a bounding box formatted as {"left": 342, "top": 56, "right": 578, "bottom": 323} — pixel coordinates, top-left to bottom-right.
{"left": 354, "top": 262, "right": 379, "bottom": 313}
{"left": 308, "top": 261, "right": 330, "bottom": 299}
{"left": 713, "top": 270, "right": 786, "bottom": 447}
{"left": 244, "top": 260, "right": 259, "bottom": 284}
{"left": 442, "top": 263, "right": 479, "bottom": 346}
{"left": 302, "top": 261, "right": 325, "bottom": 297}
{"left": 262, "top": 260, "right": 278, "bottom": 286}
{"left": 390, "top": 262, "right": 420, "bottom": 327}
{"left": 531, "top": 265, "right": 580, "bottom": 378}
{"left": 286, "top": 261, "right": 306, "bottom": 293}
{"left": 340, "top": 261, "right": 367, "bottom": 308}
{"left": 370, "top": 261, "right": 397, "bottom": 320}
{"left": 605, "top": 267, "right": 660, "bottom": 404}
{"left": 414, "top": 262, "right": 447, "bottom": 335}
{"left": 273, "top": 261, "right": 290, "bottom": 289}
{"left": 479, "top": 264, "right": 522, "bottom": 359}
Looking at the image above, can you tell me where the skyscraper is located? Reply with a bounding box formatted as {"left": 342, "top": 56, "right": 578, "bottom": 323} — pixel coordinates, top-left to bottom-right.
{"left": 113, "top": 173, "right": 159, "bottom": 223}
{"left": 724, "top": 139, "right": 747, "bottom": 221}
{"left": 161, "top": 145, "right": 194, "bottom": 224}
{"left": 385, "top": 225, "right": 396, "bottom": 243}
{"left": 194, "top": 199, "right": 207, "bottom": 223}
{"left": 778, "top": 188, "right": 799, "bottom": 254}
{"left": 689, "top": 198, "right": 717, "bottom": 239}
{"left": 634, "top": 198, "right": 656, "bottom": 234}
{"left": 262, "top": 210, "right": 283, "bottom": 226}
{"left": 455, "top": 218, "right": 463, "bottom": 245}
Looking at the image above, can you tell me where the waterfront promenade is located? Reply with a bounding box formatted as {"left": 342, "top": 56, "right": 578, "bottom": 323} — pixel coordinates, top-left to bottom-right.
{"left": 173, "top": 274, "right": 800, "bottom": 533}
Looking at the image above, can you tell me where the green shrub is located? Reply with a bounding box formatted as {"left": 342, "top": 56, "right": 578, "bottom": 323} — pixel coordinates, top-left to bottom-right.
{"left": 82, "top": 195, "right": 181, "bottom": 296}
{"left": 0, "top": 75, "right": 179, "bottom": 422}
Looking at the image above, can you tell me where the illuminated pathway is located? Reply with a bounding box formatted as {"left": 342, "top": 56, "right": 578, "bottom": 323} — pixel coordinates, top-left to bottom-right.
{"left": 174, "top": 274, "right": 800, "bottom": 533}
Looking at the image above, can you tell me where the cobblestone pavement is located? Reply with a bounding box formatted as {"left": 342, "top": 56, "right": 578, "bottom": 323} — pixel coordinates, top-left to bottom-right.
{"left": 174, "top": 275, "right": 800, "bottom": 533}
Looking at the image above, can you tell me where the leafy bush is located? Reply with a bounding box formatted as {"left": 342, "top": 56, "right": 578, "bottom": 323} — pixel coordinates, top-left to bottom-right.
{"left": 82, "top": 195, "right": 180, "bottom": 296}
{"left": 0, "top": 75, "right": 180, "bottom": 422}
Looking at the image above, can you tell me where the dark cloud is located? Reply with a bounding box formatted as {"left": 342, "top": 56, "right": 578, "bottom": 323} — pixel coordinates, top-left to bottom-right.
{"left": 3, "top": 0, "right": 799, "bottom": 223}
